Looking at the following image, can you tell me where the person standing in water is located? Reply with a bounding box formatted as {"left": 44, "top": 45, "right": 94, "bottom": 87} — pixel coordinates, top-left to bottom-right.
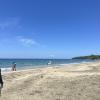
{"left": 12, "top": 62, "right": 16, "bottom": 71}
{"left": 0, "top": 69, "right": 3, "bottom": 96}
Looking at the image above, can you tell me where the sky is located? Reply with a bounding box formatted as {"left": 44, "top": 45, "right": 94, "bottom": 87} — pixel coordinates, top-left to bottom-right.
{"left": 0, "top": 0, "right": 100, "bottom": 59}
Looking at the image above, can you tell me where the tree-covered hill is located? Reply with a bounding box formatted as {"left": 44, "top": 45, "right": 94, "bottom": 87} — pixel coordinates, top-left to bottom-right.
{"left": 72, "top": 55, "right": 100, "bottom": 60}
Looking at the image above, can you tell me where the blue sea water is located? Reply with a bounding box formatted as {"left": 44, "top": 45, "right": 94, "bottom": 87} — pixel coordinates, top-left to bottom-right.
{"left": 0, "top": 59, "right": 93, "bottom": 72}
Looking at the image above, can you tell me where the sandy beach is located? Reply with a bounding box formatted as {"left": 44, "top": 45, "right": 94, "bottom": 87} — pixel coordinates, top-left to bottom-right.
{"left": 1, "top": 61, "right": 100, "bottom": 100}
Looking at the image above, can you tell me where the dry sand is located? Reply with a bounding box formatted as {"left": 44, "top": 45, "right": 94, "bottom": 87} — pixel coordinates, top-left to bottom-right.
{"left": 1, "top": 61, "right": 100, "bottom": 100}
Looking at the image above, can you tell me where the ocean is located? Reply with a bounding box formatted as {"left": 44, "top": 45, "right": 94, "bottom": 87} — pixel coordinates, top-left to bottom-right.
{"left": 0, "top": 59, "right": 93, "bottom": 72}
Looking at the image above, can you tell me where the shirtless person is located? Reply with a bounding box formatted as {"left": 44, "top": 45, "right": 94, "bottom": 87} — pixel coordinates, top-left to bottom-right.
{"left": 12, "top": 62, "right": 16, "bottom": 71}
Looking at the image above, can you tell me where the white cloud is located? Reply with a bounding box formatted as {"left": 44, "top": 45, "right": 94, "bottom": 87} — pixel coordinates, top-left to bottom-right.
{"left": 18, "top": 37, "right": 38, "bottom": 47}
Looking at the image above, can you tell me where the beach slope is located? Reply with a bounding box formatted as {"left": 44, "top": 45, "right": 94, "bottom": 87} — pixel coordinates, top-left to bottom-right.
{"left": 1, "top": 62, "right": 100, "bottom": 100}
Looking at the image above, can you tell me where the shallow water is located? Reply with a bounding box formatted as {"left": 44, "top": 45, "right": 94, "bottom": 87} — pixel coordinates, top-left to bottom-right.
{"left": 0, "top": 59, "right": 93, "bottom": 72}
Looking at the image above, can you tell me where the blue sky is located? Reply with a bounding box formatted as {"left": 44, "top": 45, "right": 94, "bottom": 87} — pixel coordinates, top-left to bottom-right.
{"left": 0, "top": 0, "right": 100, "bottom": 58}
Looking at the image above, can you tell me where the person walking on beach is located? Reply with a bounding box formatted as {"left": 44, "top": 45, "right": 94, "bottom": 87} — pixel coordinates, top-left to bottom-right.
{"left": 12, "top": 62, "right": 16, "bottom": 71}
{"left": 0, "top": 69, "right": 3, "bottom": 96}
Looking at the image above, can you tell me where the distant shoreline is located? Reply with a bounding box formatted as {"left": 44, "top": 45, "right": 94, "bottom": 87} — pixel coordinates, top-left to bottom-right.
{"left": 72, "top": 55, "right": 100, "bottom": 60}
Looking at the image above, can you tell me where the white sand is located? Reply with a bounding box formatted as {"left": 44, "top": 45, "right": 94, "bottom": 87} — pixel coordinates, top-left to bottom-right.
{"left": 1, "top": 61, "right": 100, "bottom": 100}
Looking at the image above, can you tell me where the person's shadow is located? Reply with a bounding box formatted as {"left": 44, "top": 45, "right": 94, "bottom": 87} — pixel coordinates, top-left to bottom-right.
{"left": 0, "top": 87, "right": 1, "bottom": 96}
{"left": 0, "top": 84, "right": 3, "bottom": 96}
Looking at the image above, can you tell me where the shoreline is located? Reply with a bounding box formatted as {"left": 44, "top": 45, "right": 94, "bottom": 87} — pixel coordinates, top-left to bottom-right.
{"left": 2, "top": 60, "right": 99, "bottom": 73}
{"left": 1, "top": 61, "right": 100, "bottom": 100}
{"left": 1, "top": 60, "right": 99, "bottom": 74}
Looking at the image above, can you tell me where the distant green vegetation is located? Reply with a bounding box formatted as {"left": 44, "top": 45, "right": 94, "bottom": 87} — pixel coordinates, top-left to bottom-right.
{"left": 72, "top": 55, "right": 100, "bottom": 60}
